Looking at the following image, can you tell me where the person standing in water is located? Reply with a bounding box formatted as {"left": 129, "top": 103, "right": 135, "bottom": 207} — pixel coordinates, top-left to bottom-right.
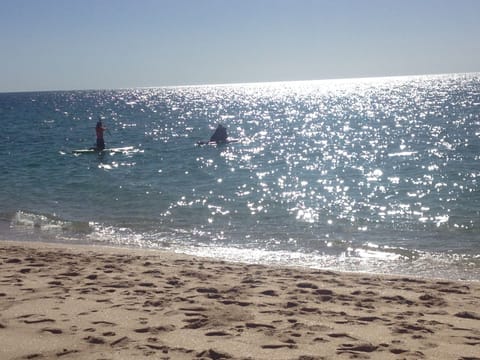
{"left": 96, "top": 119, "right": 107, "bottom": 150}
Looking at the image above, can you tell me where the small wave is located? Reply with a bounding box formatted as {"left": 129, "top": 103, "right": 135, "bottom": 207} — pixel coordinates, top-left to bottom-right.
{"left": 387, "top": 151, "right": 418, "bottom": 157}
{"left": 176, "top": 243, "right": 480, "bottom": 281}
{"left": 11, "top": 210, "right": 93, "bottom": 236}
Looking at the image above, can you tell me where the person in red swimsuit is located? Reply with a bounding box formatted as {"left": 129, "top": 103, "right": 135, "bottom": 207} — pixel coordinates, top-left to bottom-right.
{"left": 96, "top": 120, "right": 107, "bottom": 150}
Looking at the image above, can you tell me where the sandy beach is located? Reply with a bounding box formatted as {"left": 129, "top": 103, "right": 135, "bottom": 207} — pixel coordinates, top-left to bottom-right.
{"left": 0, "top": 240, "right": 479, "bottom": 360}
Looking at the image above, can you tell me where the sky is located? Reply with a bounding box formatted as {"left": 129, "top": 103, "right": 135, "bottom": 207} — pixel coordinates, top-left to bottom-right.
{"left": 1, "top": 0, "right": 479, "bottom": 92}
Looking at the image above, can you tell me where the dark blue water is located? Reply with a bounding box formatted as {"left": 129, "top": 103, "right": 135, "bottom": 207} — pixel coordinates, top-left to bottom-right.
{"left": 1, "top": 73, "right": 479, "bottom": 280}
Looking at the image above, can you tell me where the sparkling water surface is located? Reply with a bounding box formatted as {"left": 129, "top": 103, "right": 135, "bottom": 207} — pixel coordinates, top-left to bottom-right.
{"left": 1, "top": 73, "right": 479, "bottom": 280}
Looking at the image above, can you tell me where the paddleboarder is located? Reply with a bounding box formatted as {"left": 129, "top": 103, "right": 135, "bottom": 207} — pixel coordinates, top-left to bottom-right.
{"left": 96, "top": 119, "right": 107, "bottom": 150}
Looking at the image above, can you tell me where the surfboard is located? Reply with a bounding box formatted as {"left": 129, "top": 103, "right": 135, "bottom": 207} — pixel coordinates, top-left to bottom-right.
{"left": 196, "top": 139, "right": 240, "bottom": 146}
{"left": 72, "top": 146, "right": 134, "bottom": 154}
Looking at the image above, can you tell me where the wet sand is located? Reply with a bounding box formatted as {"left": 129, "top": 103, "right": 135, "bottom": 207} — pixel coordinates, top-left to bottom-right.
{"left": 0, "top": 240, "right": 479, "bottom": 360}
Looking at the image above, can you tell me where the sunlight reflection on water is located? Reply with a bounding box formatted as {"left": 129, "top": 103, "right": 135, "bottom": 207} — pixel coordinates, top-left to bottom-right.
{"left": 2, "top": 73, "right": 480, "bottom": 279}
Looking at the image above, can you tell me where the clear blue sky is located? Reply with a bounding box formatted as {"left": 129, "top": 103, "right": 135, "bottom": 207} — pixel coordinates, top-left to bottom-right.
{"left": 1, "top": 0, "right": 479, "bottom": 92}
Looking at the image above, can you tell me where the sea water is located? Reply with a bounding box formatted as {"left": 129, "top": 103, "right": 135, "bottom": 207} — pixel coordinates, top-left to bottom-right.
{"left": 1, "top": 73, "right": 479, "bottom": 280}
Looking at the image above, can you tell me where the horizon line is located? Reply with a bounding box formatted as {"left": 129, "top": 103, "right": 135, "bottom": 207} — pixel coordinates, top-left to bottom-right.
{"left": 1, "top": 71, "right": 479, "bottom": 94}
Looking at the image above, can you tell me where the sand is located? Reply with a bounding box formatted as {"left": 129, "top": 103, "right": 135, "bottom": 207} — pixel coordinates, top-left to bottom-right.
{"left": 0, "top": 240, "right": 479, "bottom": 360}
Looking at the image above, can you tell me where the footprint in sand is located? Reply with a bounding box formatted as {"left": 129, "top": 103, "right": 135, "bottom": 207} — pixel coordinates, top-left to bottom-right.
{"left": 111, "top": 336, "right": 131, "bottom": 347}
{"left": 196, "top": 349, "right": 232, "bottom": 359}
{"left": 92, "top": 320, "right": 116, "bottom": 326}
{"left": 337, "top": 343, "right": 378, "bottom": 353}
{"left": 5, "top": 258, "right": 22, "bottom": 264}
{"left": 41, "top": 327, "right": 63, "bottom": 334}
{"left": 328, "top": 332, "right": 357, "bottom": 340}
{"left": 261, "top": 344, "right": 297, "bottom": 349}
{"left": 24, "top": 318, "right": 55, "bottom": 324}
{"left": 183, "top": 318, "right": 209, "bottom": 329}
{"left": 56, "top": 349, "right": 79, "bottom": 357}
{"left": 134, "top": 325, "right": 176, "bottom": 334}
{"left": 455, "top": 311, "right": 480, "bottom": 320}
{"left": 205, "top": 331, "right": 232, "bottom": 337}
{"left": 392, "top": 322, "right": 434, "bottom": 335}
{"left": 84, "top": 335, "right": 106, "bottom": 344}
{"left": 102, "top": 331, "right": 116, "bottom": 336}
{"left": 260, "top": 290, "right": 278, "bottom": 296}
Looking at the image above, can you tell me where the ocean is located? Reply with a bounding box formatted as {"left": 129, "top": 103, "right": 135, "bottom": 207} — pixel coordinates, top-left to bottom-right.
{"left": 1, "top": 73, "right": 479, "bottom": 280}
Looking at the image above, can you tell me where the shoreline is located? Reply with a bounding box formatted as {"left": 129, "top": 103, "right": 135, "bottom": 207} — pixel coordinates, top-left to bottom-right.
{"left": 1, "top": 239, "right": 479, "bottom": 359}
{"left": 3, "top": 226, "right": 479, "bottom": 282}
